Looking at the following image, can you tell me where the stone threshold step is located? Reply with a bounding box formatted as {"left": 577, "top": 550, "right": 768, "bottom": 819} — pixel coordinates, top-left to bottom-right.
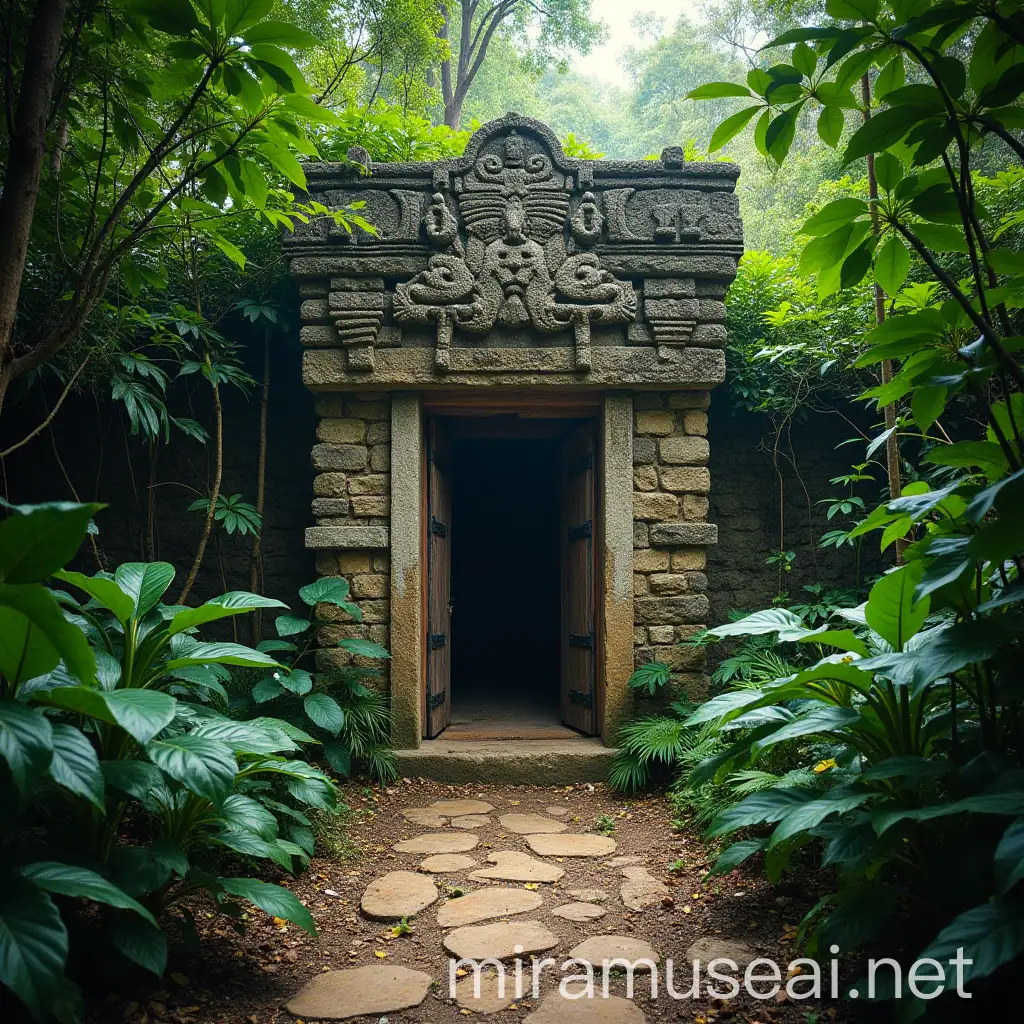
{"left": 395, "top": 738, "right": 614, "bottom": 785}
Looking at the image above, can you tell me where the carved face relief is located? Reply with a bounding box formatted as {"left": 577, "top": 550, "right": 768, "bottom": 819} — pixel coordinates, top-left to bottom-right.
{"left": 483, "top": 237, "right": 549, "bottom": 325}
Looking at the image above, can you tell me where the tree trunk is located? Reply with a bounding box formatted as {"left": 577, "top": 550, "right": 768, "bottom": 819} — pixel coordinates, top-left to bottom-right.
{"left": 249, "top": 324, "right": 271, "bottom": 641}
{"left": 176, "top": 380, "right": 223, "bottom": 604}
{"left": 861, "top": 73, "right": 904, "bottom": 562}
{"left": 0, "top": 0, "right": 69, "bottom": 417}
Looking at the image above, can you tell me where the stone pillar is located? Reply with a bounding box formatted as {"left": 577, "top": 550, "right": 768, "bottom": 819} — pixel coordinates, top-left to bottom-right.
{"left": 388, "top": 393, "right": 423, "bottom": 748}
{"left": 601, "top": 393, "right": 635, "bottom": 743}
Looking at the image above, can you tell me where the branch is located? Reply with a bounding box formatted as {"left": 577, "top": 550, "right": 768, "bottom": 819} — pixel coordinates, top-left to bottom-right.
{"left": 0, "top": 351, "right": 90, "bottom": 458}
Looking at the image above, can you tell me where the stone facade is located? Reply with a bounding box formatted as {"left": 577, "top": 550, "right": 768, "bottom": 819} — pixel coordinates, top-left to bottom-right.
{"left": 285, "top": 115, "right": 742, "bottom": 749}
{"left": 631, "top": 391, "right": 715, "bottom": 694}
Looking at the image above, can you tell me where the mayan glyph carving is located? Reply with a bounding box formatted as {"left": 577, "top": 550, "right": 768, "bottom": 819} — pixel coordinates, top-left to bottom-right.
{"left": 393, "top": 131, "right": 636, "bottom": 371}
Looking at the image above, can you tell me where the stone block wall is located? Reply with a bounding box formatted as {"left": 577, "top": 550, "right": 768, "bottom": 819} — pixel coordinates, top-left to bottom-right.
{"left": 307, "top": 392, "right": 393, "bottom": 680}
{"left": 631, "top": 390, "right": 717, "bottom": 696}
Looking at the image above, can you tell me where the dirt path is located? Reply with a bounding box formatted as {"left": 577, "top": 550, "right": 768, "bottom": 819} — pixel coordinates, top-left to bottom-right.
{"left": 92, "top": 782, "right": 846, "bottom": 1024}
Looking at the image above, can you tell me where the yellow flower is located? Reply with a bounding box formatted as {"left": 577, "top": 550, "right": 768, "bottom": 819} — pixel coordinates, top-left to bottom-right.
{"left": 814, "top": 758, "right": 837, "bottom": 773}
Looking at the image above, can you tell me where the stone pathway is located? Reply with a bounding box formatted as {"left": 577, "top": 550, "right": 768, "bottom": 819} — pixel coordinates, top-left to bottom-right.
{"left": 274, "top": 789, "right": 778, "bottom": 1023}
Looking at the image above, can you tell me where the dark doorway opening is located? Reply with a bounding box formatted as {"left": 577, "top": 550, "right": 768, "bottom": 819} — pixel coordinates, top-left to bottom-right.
{"left": 447, "top": 433, "right": 565, "bottom": 738}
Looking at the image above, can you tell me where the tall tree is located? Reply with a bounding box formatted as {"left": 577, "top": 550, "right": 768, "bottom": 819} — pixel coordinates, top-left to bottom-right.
{"left": 438, "top": 0, "right": 603, "bottom": 128}
{"left": 0, "top": 0, "right": 347, "bottom": 418}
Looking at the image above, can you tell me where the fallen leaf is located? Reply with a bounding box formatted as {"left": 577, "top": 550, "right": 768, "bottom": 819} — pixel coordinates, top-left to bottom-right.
{"left": 524, "top": 883, "right": 539, "bottom": 891}
{"left": 374, "top": 950, "right": 388, "bottom": 958}
{"left": 169, "top": 973, "right": 189, "bottom": 986}
{"left": 683, "top": 905, "right": 692, "bottom": 914}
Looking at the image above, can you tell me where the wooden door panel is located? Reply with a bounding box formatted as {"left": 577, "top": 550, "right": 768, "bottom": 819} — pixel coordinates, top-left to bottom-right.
{"left": 426, "top": 418, "right": 452, "bottom": 737}
{"left": 560, "top": 424, "right": 597, "bottom": 734}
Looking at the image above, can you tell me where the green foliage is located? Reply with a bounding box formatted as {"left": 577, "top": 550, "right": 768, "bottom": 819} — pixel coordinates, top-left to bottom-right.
{"left": 0, "top": 502, "right": 337, "bottom": 1021}
{"left": 233, "top": 575, "right": 397, "bottom": 782}
{"left": 680, "top": 1, "right": 1024, "bottom": 1011}
{"left": 187, "top": 493, "right": 262, "bottom": 536}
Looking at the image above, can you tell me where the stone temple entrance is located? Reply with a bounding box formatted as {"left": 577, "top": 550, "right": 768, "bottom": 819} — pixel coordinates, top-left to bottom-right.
{"left": 427, "top": 416, "right": 599, "bottom": 741}
{"left": 286, "top": 113, "right": 742, "bottom": 781}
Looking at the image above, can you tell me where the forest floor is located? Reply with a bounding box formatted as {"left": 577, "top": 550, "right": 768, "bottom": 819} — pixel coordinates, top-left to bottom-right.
{"left": 88, "top": 781, "right": 856, "bottom": 1024}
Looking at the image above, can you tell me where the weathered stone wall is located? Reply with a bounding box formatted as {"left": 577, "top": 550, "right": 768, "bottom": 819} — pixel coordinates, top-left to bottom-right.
{"left": 631, "top": 390, "right": 717, "bottom": 695}
{"left": 306, "top": 392, "right": 393, "bottom": 679}
{"left": 707, "top": 402, "right": 876, "bottom": 624}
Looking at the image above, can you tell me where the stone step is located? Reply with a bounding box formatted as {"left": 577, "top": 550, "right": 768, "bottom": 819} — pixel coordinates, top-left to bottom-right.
{"left": 395, "top": 738, "right": 615, "bottom": 785}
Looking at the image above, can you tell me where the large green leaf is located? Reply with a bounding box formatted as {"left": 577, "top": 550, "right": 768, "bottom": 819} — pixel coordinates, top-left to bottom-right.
{"left": 108, "top": 912, "right": 167, "bottom": 976}
{"left": 40, "top": 687, "right": 176, "bottom": 744}
{"left": 54, "top": 570, "right": 134, "bottom": 624}
{"left": 0, "top": 503, "right": 102, "bottom": 584}
{"left": 165, "top": 640, "right": 279, "bottom": 670}
{"left": 20, "top": 862, "right": 157, "bottom": 927}
{"left": 220, "top": 794, "right": 278, "bottom": 840}
{"left": 865, "top": 565, "right": 929, "bottom": 651}
{"left": 303, "top": 693, "right": 344, "bottom": 735}
{"left": 686, "top": 82, "right": 753, "bottom": 99}
{"left": 709, "top": 105, "right": 762, "bottom": 152}
{"left": 145, "top": 734, "right": 238, "bottom": 804}
{"left": 917, "top": 900, "right": 1024, "bottom": 989}
{"left": 280, "top": 668, "right": 313, "bottom": 695}
{"left": 167, "top": 592, "right": 288, "bottom": 636}
{"left": 0, "top": 878, "right": 67, "bottom": 1019}
{"left": 706, "top": 607, "right": 820, "bottom": 642}
{"left": 101, "top": 760, "right": 162, "bottom": 800}
{"left": 750, "top": 706, "right": 862, "bottom": 757}
{"left": 707, "top": 788, "right": 816, "bottom": 839}
{"left": 843, "top": 104, "right": 933, "bottom": 162}
{"left": 0, "top": 584, "right": 95, "bottom": 685}
{"left": 298, "top": 576, "right": 351, "bottom": 608}
{"left": 769, "top": 788, "right": 874, "bottom": 848}
{"left": 709, "top": 839, "right": 766, "bottom": 874}
{"left": 226, "top": 0, "right": 274, "bottom": 34}
{"left": 874, "top": 235, "right": 911, "bottom": 294}
{"left": 0, "top": 700, "right": 53, "bottom": 794}
{"left": 192, "top": 718, "right": 297, "bottom": 754}
{"left": 47, "top": 723, "right": 104, "bottom": 810}
{"left": 114, "top": 563, "right": 175, "bottom": 619}
{"left": 275, "top": 613, "right": 311, "bottom": 637}
{"left": 996, "top": 818, "right": 1024, "bottom": 895}
{"left": 218, "top": 877, "right": 316, "bottom": 934}
{"left": 241, "top": 19, "right": 319, "bottom": 47}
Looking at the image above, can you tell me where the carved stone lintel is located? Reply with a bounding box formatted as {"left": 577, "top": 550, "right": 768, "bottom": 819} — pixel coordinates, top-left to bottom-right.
{"left": 434, "top": 310, "right": 456, "bottom": 372}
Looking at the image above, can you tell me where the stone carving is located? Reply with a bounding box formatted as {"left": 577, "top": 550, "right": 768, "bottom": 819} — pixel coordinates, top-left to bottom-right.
{"left": 393, "top": 131, "right": 636, "bottom": 372}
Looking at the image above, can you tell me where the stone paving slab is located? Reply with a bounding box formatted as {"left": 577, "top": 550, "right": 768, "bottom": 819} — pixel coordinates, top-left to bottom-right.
{"left": 360, "top": 870, "right": 439, "bottom": 920}
{"left": 454, "top": 971, "right": 517, "bottom": 1013}
{"left": 436, "top": 887, "right": 544, "bottom": 927}
{"left": 544, "top": 806, "right": 569, "bottom": 817}
{"left": 469, "top": 850, "right": 565, "bottom": 883}
{"left": 619, "top": 865, "right": 671, "bottom": 911}
{"left": 428, "top": 798, "right": 495, "bottom": 815}
{"left": 451, "top": 814, "right": 491, "bottom": 829}
{"left": 568, "top": 936, "right": 660, "bottom": 969}
{"left": 567, "top": 888, "right": 608, "bottom": 903}
{"left": 525, "top": 834, "right": 617, "bottom": 858}
{"left": 284, "top": 965, "right": 432, "bottom": 1019}
{"left": 394, "top": 832, "right": 480, "bottom": 854}
{"left": 401, "top": 807, "right": 449, "bottom": 827}
{"left": 443, "top": 920, "right": 560, "bottom": 961}
{"left": 498, "top": 812, "right": 569, "bottom": 835}
{"left": 418, "top": 854, "right": 477, "bottom": 873}
{"left": 685, "top": 936, "right": 756, "bottom": 970}
{"left": 551, "top": 902, "right": 607, "bottom": 922}
{"left": 523, "top": 992, "right": 646, "bottom": 1023}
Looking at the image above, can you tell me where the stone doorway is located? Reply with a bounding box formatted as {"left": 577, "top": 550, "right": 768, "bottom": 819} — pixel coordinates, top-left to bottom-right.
{"left": 424, "top": 415, "right": 601, "bottom": 741}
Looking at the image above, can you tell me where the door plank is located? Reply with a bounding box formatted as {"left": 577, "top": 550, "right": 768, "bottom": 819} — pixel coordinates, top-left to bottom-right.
{"left": 426, "top": 418, "right": 452, "bottom": 737}
{"left": 560, "top": 423, "right": 597, "bottom": 734}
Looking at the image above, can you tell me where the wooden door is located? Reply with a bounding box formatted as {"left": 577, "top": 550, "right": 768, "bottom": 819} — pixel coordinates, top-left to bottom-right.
{"left": 426, "top": 418, "right": 452, "bottom": 738}
{"left": 560, "top": 423, "right": 597, "bottom": 734}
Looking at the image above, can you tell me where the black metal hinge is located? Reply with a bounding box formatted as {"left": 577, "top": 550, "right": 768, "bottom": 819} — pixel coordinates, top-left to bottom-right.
{"left": 428, "top": 691, "right": 446, "bottom": 710}
{"left": 568, "top": 632, "right": 594, "bottom": 649}
{"left": 568, "top": 687, "right": 593, "bottom": 707}
{"left": 431, "top": 516, "right": 448, "bottom": 537}
{"left": 568, "top": 519, "right": 592, "bottom": 542}
{"left": 429, "top": 632, "right": 447, "bottom": 649}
